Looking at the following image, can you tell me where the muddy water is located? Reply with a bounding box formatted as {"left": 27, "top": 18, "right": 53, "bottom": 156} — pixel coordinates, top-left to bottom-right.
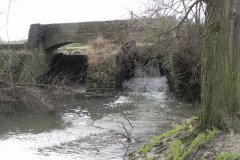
{"left": 0, "top": 76, "right": 198, "bottom": 160}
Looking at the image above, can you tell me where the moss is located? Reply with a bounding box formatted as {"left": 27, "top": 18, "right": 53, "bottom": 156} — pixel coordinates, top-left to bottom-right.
{"left": 138, "top": 117, "right": 199, "bottom": 155}
{"left": 136, "top": 117, "right": 220, "bottom": 160}
{"left": 139, "top": 123, "right": 187, "bottom": 154}
{"left": 200, "top": 0, "right": 240, "bottom": 131}
{"left": 139, "top": 144, "right": 152, "bottom": 155}
{"left": 169, "top": 128, "right": 218, "bottom": 160}
{"left": 182, "top": 128, "right": 218, "bottom": 158}
{"left": 170, "top": 140, "right": 185, "bottom": 160}
{"left": 147, "top": 157, "right": 157, "bottom": 160}
{"left": 215, "top": 152, "right": 240, "bottom": 160}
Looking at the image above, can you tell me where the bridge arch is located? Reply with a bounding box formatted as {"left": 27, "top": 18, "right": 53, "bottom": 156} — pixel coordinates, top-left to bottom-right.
{"left": 27, "top": 20, "right": 132, "bottom": 51}
{"left": 43, "top": 35, "right": 95, "bottom": 51}
{"left": 26, "top": 20, "right": 142, "bottom": 92}
{"left": 47, "top": 43, "right": 88, "bottom": 84}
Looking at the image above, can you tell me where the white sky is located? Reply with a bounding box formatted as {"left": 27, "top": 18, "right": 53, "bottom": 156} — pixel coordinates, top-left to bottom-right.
{"left": 0, "top": 0, "right": 148, "bottom": 41}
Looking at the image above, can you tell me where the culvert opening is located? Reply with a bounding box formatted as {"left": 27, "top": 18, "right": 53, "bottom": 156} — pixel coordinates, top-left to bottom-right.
{"left": 47, "top": 43, "right": 88, "bottom": 84}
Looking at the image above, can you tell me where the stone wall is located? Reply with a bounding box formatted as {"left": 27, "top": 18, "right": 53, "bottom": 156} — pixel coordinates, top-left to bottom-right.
{"left": 25, "top": 20, "right": 143, "bottom": 93}
{"left": 86, "top": 53, "right": 123, "bottom": 93}
{"left": 27, "top": 24, "right": 43, "bottom": 49}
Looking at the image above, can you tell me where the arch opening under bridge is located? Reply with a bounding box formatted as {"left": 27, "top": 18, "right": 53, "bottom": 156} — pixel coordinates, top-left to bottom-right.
{"left": 26, "top": 20, "right": 144, "bottom": 92}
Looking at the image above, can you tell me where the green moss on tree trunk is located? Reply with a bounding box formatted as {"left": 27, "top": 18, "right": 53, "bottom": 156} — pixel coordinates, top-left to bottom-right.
{"left": 200, "top": 0, "right": 240, "bottom": 131}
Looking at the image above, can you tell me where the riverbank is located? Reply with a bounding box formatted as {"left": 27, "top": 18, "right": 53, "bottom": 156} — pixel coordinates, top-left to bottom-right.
{"left": 129, "top": 118, "right": 240, "bottom": 160}
{"left": 197, "top": 132, "right": 240, "bottom": 160}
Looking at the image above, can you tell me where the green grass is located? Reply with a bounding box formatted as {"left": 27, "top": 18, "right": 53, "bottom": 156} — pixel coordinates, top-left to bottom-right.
{"left": 138, "top": 117, "right": 220, "bottom": 160}
{"left": 182, "top": 128, "right": 218, "bottom": 158}
{"left": 216, "top": 152, "right": 240, "bottom": 160}
{"left": 138, "top": 117, "right": 199, "bottom": 155}
{"left": 139, "top": 123, "right": 187, "bottom": 154}
{"left": 170, "top": 128, "right": 218, "bottom": 160}
{"left": 171, "top": 140, "right": 185, "bottom": 160}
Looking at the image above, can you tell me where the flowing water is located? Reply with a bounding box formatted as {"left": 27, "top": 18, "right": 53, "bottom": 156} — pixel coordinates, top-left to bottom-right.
{"left": 0, "top": 76, "right": 198, "bottom": 160}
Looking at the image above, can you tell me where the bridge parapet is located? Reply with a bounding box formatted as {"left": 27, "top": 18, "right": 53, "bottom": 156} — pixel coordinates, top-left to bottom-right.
{"left": 25, "top": 20, "right": 142, "bottom": 93}
{"left": 27, "top": 23, "right": 43, "bottom": 49}
{"left": 27, "top": 20, "right": 141, "bottom": 51}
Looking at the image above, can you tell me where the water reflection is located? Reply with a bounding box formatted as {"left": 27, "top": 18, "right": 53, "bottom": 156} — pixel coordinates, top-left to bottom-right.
{"left": 0, "top": 110, "right": 63, "bottom": 135}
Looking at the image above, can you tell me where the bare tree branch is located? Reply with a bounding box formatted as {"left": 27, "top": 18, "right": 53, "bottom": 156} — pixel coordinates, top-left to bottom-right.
{"left": 154, "top": 0, "right": 202, "bottom": 37}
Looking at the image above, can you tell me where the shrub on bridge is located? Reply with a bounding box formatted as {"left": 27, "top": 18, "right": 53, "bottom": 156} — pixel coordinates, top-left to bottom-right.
{"left": 86, "top": 36, "right": 123, "bottom": 92}
{"left": 88, "top": 37, "right": 121, "bottom": 81}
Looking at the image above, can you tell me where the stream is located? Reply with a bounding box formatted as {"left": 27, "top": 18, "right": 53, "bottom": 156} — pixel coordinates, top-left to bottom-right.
{"left": 0, "top": 76, "right": 198, "bottom": 160}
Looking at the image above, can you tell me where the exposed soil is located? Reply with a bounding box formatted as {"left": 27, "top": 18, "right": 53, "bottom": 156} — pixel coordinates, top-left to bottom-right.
{"left": 195, "top": 132, "right": 240, "bottom": 159}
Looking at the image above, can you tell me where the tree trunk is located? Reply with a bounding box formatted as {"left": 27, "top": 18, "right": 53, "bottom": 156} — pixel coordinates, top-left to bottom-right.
{"left": 200, "top": 0, "right": 240, "bottom": 131}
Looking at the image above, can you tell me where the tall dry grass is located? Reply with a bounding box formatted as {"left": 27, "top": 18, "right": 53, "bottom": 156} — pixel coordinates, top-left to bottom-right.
{"left": 87, "top": 36, "right": 121, "bottom": 82}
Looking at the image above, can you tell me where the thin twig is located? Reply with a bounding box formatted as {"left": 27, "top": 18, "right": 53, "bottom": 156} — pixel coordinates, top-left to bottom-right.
{"left": 0, "top": 79, "right": 20, "bottom": 87}
{"left": 123, "top": 143, "right": 131, "bottom": 160}
{"left": 122, "top": 112, "right": 133, "bottom": 129}
{"left": 154, "top": 0, "right": 202, "bottom": 37}
{"left": 122, "top": 123, "right": 131, "bottom": 143}
{"left": 6, "top": 0, "right": 12, "bottom": 45}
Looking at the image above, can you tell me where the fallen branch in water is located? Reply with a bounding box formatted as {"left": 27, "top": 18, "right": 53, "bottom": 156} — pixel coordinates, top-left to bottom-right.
{"left": 122, "top": 112, "right": 134, "bottom": 129}
{"left": 122, "top": 123, "right": 132, "bottom": 143}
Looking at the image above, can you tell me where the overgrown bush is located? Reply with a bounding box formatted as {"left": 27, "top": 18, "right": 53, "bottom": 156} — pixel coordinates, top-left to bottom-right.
{"left": 138, "top": 17, "right": 201, "bottom": 101}
{"left": 166, "top": 25, "right": 201, "bottom": 101}
{"left": 0, "top": 49, "right": 54, "bottom": 113}
{"left": 87, "top": 36, "right": 121, "bottom": 82}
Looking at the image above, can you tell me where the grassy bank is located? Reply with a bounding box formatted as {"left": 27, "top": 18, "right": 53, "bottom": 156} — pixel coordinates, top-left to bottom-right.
{"left": 129, "top": 117, "right": 240, "bottom": 160}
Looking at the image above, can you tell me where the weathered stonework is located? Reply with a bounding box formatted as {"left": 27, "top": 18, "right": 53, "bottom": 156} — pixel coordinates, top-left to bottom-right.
{"left": 27, "top": 23, "right": 43, "bottom": 48}
{"left": 86, "top": 53, "right": 123, "bottom": 93}
{"left": 25, "top": 20, "right": 142, "bottom": 93}
{"left": 27, "top": 20, "right": 139, "bottom": 51}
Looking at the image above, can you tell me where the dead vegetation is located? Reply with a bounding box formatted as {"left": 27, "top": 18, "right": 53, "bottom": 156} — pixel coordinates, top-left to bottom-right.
{"left": 0, "top": 49, "right": 55, "bottom": 113}
{"left": 133, "top": 16, "right": 201, "bottom": 101}
{"left": 87, "top": 36, "right": 121, "bottom": 82}
{"left": 88, "top": 36, "right": 119, "bottom": 66}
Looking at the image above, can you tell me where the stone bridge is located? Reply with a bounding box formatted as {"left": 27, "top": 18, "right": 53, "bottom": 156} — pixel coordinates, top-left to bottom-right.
{"left": 27, "top": 20, "right": 142, "bottom": 51}
{"left": 0, "top": 20, "right": 146, "bottom": 93}
{"left": 24, "top": 20, "right": 144, "bottom": 93}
